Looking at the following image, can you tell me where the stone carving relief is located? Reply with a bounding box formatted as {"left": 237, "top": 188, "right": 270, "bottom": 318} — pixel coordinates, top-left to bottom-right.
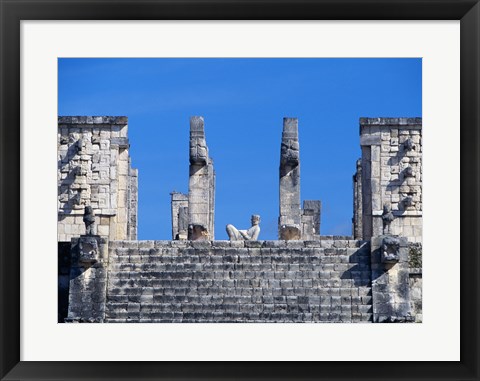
{"left": 83, "top": 206, "right": 97, "bottom": 235}
{"left": 381, "top": 203, "right": 395, "bottom": 234}
{"left": 189, "top": 138, "right": 208, "bottom": 165}
{"left": 404, "top": 138, "right": 414, "bottom": 151}
{"left": 403, "top": 166, "right": 415, "bottom": 177}
{"left": 280, "top": 139, "right": 299, "bottom": 167}
{"left": 189, "top": 117, "right": 208, "bottom": 165}
{"left": 78, "top": 236, "right": 99, "bottom": 264}
{"left": 402, "top": 195, "right": 414, "bottom": 209}
{"left": 381, "top": 235, "right": 401, "bottom": 264}
{"left": 76, "top": 138, "right": 86, "bottom": 153}
{"left": 60, "top": 135, "right": 69, "bottom": 145}
{"left": 188, "top": 224, "right": 209, "bottom": 241}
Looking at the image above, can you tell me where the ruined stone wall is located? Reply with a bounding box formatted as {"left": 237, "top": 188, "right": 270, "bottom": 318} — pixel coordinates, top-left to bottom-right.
{"left": 103, "top": 240, "right": 373, "bottom": 323}
{"left": 356, "top": 118, "right": 422, "bottom": 242}
{"left": 301, "top": 200, "right": 321, "bottom": 240}
{"left": 57, "top": 116, "right": 138, "bottom": 241}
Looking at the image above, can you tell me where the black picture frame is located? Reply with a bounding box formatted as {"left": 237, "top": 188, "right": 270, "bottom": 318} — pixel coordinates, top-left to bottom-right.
{"left": 1, "top": 0, "right": 478, "bottom": 380}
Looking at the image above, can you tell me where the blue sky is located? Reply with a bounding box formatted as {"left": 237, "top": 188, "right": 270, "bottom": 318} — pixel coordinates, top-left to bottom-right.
{"left": 58, "top": 58, "right": 421, "bottom": 240}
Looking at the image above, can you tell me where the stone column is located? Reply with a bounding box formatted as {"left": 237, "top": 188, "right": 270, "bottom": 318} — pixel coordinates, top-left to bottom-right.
{"left": 127, "top": 165, "right": 138, "bottom": 240}
{"left": 208, "top": 165, "right": 216, "bottom": 239}
{"left": 370, "top": 235, "right": 412, "bottom": 322}
{"left": 279, "top": 117, "right": 301, "bottom": 240}
{"left": 370, "top": 144, "right": 383, "bottom": 237}
{"left": 360, "top": 131, "right": 382, "bottom": 240}
{"left": 353, "top": 159, "right": 363, "bottom": 239}
{"left": 188, "top": 116, "right": 215, "bottom": 240}
{"left": 65, "top": 235, "right": 108, "bottom": 322}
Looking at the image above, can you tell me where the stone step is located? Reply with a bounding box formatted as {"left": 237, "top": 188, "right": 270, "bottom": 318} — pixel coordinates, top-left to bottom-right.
{"left": 109, "top": 240, "right": 368, "bottom": 250}
{"left": 107, "top": 278, "right": 371, "bottom": 288}
{"left": 102, "top": 241, "right": 373, "bottom": 323}
{"left": 109, "top": 255, "right": 372, "bottom": 263}
{"left": 107, "top": 282, "right": 372, "bottom": 292}
{"left": 107, "top": 270, "right": 371, "bottom": 281}
{"left": 107, "top": 287, "right": 371, "bottom": 303}
{"left": 105, "top": 300, "right": 372, "bottom": 310}
{"left": 104, "top": 317, "right": 373, "bottom": 323}
{"left": 109, "top": 248, "right": 371, "bottom": 259}
{"left": 109, "top": 254, "right": 370, "bottom": 265}
{"left": 104, "top": 310, "right": 373, "bottom": 323}
{"left": 106, "top": 289, "right": 372, "bottom": 301}
{"left": 107, "top": 260, "right": 371, "bottom": 268}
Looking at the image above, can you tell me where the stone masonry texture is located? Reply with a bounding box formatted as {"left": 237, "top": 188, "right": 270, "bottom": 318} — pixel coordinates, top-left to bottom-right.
{"left": 355, "top": 118, "right": 422, "bottom": 242}
{"left": 57, "top": 116, "right": 138, "bottom": 242}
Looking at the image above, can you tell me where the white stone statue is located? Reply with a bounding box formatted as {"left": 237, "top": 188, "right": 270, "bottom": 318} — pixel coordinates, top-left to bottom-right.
{"left": 226, "top": 215, "right": 260, "bottom": 241}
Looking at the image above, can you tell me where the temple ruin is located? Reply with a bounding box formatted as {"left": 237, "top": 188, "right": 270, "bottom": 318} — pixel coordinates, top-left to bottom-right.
{"left": 58, "top": 116, "right": 422, "bottom": 324}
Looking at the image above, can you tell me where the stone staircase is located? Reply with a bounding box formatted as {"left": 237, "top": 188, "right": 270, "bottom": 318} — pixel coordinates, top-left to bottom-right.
{"left": 104, "top": 240, "right": 373, "bottom": 323}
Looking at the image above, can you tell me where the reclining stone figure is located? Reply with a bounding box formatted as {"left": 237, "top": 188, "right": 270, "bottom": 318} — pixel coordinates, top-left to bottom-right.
{"left": 226, "top": 215, "right": 261, "bottom": 241}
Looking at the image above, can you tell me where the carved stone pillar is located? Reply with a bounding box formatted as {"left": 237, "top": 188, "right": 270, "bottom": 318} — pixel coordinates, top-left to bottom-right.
{"left": 188, "top": 116, "right": 215, "bottom": 240}
{"left": 353, "top": 159, "right": 363, "bottom": 239}
{"left": 279, "top": 117, "right": 301, "bottom": 240}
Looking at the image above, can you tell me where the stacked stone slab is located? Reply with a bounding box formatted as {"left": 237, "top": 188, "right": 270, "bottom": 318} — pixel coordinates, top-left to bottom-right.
{"left": 301, "top": 200, "right": 322, "bottom": 240}
{"left": 170, "top": 192, "right": 189, "bottom": 240}
{"left": 127, "top": 164, "right": 138, "bottom": 240}
{"left": 352, "top": 159, "right": 363, "bottom": 239}
{"left": 278, "top": 118, "right": 322, "bottom": 240}
{"left": 57, "top": 117, "right": 138, "bottom": 241}
{"left": 353, "top": 118, "right": 422, "bottom": 242}
{"left": 104, "top": 239, "right": 372, "bottom": 323}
